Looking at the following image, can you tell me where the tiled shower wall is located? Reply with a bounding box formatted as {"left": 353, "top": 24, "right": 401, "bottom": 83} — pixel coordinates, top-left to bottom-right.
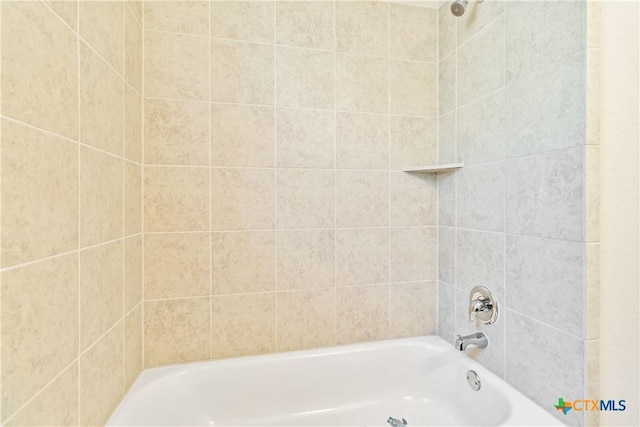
{"left": 1, "top": 1, "right": 144, "bottom": 425}
{"left": 436, "top": 2, "right": 600, "bottom": 426}
{"left": 142, "top": 1, "right": 440, "bottom": 367}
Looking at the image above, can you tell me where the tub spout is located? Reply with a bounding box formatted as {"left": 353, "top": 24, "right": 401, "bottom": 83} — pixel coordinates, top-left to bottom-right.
{"left": 455, "top": 332, "right": 488, "bottom": 351}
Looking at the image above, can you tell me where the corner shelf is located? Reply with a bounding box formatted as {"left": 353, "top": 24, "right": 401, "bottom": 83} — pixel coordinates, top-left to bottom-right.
{"left": 403, "top": 163, "right": 464, "bottom": 173}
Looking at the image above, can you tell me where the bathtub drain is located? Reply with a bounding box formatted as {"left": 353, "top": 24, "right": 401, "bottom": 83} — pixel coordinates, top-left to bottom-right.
{"left": 387, "top": 416, "right": 408, "bottom": 427}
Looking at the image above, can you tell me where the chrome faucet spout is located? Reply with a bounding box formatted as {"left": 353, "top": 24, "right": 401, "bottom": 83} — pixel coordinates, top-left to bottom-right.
{"left": 455, "top": 332, "right": 488, "bottom": 351}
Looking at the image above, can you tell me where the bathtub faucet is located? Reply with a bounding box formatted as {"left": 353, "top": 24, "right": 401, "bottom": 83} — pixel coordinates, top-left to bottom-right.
{"left": 455, "top": 332, "right": 488, "bottom": 351}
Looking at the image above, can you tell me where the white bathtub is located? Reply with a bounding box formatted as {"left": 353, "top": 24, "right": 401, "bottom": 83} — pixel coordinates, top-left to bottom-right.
{"left": 107, "top": 336, "right": 563, "bottom": 426}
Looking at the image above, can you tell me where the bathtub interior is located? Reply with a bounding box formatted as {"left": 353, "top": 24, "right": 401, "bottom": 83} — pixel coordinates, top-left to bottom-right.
{"left": 109, "top": 338, "right": 520, "bottom": 426}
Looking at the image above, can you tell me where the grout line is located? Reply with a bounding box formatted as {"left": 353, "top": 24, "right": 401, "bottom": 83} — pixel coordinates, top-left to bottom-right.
{"left": 76, "top": 0, "right": 82, "bottom": 422}
{"left": 0, "top": 115, "right": 142, "bottom": 165}
{"left": 141, "top": 0, "right": 146, "bottom": 373}
{"left": 386, "top": 1, "right": 392, "bottom": 340}
{"left": 143, "top": 96, "right": 438, "bottom": 119}
{"left": 121, "top": 0, "right": 127, "bottom": 394}
{"left": 273, "top": 0, "right": 279, "bottom": 353}
{"left": 146, "top": 226, "right": 425, "bottom": 233}
{"left": 435, "top": 0, "right": 440, "bottom": 337}
{"left": 502, "top": 0, "right": 508, "bottom": 380}
{"left": 125, "top": 1, "right": 142, "bottom": 29}
{"left": 504, "top": 308, "right": 586, "bottom": 343}
{"left": 208, "top": 0, "right": 213, "bottom": 361}
{"left": 333, "top": 0, "right": 338, "bottom": 346}
{"left": 79, "top": 33, "right": 125, "bottom": 83}
{"left": 0, "top": 234, "right": 143, "bottom": 273}
{"left": 144, "top": 279, "right": 437, "bottom": 303}
{"left": 453, "top": 1, "right": 459, "bottom": 347}
{"left": 142, "top": 164, "right": 431, "bottom": 172}
{"left": 144, "top": 26, "right": 439, "bottom": 66}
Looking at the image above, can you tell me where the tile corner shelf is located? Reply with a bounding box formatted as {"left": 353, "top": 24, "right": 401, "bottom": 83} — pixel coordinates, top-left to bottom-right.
{"left": 403, "top": 163, "right": 464, "bottom": 173}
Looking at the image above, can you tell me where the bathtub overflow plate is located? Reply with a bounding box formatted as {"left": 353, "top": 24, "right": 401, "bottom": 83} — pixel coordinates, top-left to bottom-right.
{"left": 466, "top": 370, "right": 481, "bottom": 391}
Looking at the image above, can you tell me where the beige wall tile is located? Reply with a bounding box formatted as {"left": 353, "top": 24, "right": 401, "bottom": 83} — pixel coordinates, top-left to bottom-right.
{"left": 144, "top": 1, "right": 209, "bottom": 36}
{"left": 80, "top": 43, "right": 123, "bottom": 156}
{"left": 211, "top": 169, "right": 275, "bottom": 230}
{"left": 45, "top": 0, "right": 77, "bottom": 30}
{"left": 276, "top": 46, "right": 335, "bottom": 109}
{"left": 337, "top": 284, "right": 389, "bottom": 345}
{"left": 79, "top": 0, "right": 123, "bottom": 74}
{"left": 211, "top": 40, "right": 274, "bottom": 105}
{"left": 276, "top": 108, "right": 335, "bottom": 169}
{"left": 390, "top": 172, "right": 437, "bottom": 226}
{"left": 336, "top": 1, "right": 388, "bottom": 57}
{"left": 4, "top": 364, "right": 78, "bottom": 427}
{"left": 439, "top": 53, "right": 456, "bottom": 115}
{"left": 336, "top": 112, "right": 388, "bottom": 170}
{"left": 127, "top": 1, "right": 142, "bottom": 23}
{"left": 80, "top": 241, "right": 123, "bottom": 351}
{"left": 125, "top": 7, "right": 142, "bottom": 93}
{"left": 79, "top": 323, "right": 124, "bottom": 427}
{"left": 211, "top": 104, "right": 275, "bottom": 167}
{"left": 1, "top": 2, "right": 78, "bottom": 139}
{"left": 390, "top": 4, "right": 437, "bottom": 62}
{"left": 124, "top": 305, "right": 143, "bottom": 389}
{"left": 144, "top": 30, "right": 209, "bottom": 100}
{"left": 277, "top": 169, "right": 334, "bottom": 229}
{"left": 457, "top": 0, "right": 505, "bottom": 46}
{"left": 505, "top": 1, "right": 583, "bottom": 82}
{"left": 80, "top": 147, "right": 123, "bottom": 247}
{"left": 457, "top": 89, "right": 505, "bottom": 164}
{"left": 336, "top": 54, "right": 388, "bottom": 114}
{"left": 438, "top": 3, "right": 456, "bottom": 61}
{"left": 211, "top": 0, "right": 274, "bottom": 43}
{"left": 1, "top": 120, "right": 78, "bottom": 267}
{"left": 212, "top": 231, "right": 276, "bottom": 294}
{"left": 144, "top": 298, "right": 211, "bottom": 367}
{"left": 125, "top": 162, "right": 142, "bottom": 236}
{"left": 144, "top": 99, "right": 209, "bottom": 166}
{"left": 438, "top": 111, "right": 456, "bottom": 164}
{"left": 144, "top": 166, "right": 209, "bottom": 232}
{"left": 390, "top": 60, "right": 437, "bottom": 116}
{"left": 336, "top": 171, "right": 389, "bottom": 227}
{"left": 1, "top": 254, "right": 78, "bottom": 419}
{"left": 276, "top": 1, "right": 334, "bottom": 50}
{"left": 145, "top": 233, "right": 210, "bottom": 299}
{"left": 390, "top": 116, "right": 437, "bottom": 169}
{"left": 336, "top": 228, "right": 389, "bottom": 287}
{"left": 211, "top": 293, "right": 276, "bottom": 359}
{"left": 389, "top": 281, "right": 437, "bottom": 338}
{"left": 277, "top": 289, "right": 336, "bottom": 351}
{"left": 124, "top": 235, "right": 143, "bottom": 313}
{"left": 124, "top": 85, "right": 142, "bottom": 163}
{"left": 277, "top": 230, "right": 335, "bottom": 290}
{"left": 458, "top": 16, "right": 504, "bottom": 106}
{"left": 433, "top": 180, "right": 462, "bottom": 239}
{"left": 390, "top": 227, "right": 437, "bottom": 282}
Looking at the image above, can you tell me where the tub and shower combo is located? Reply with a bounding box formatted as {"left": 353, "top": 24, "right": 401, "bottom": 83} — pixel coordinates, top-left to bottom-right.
{"left": 108, "top": 285, "right": 561, "bottom": 426}
{"left": 107, "top": 0, "right": 568, "bottom": 425}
